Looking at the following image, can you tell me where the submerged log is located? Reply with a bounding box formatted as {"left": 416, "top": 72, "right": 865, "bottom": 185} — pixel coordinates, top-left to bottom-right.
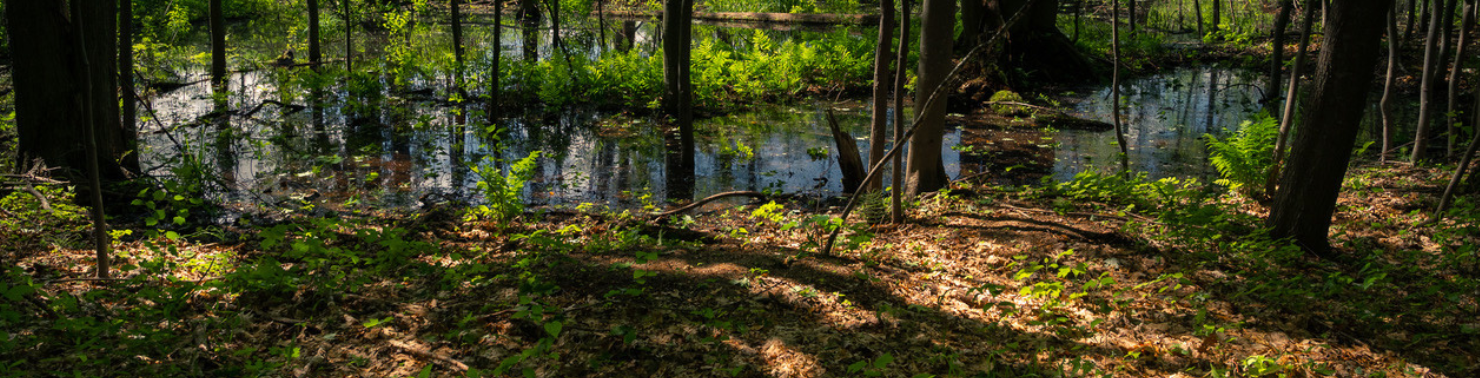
{"left": 598, "top": 9, "right": 877, "bottom": 25}
{"left": 826, "top": 111, "right": 867, "bottom": 194}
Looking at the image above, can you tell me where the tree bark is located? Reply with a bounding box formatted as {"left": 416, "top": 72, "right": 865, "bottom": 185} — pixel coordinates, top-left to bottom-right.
{"left": 345, "top": 0, "right": 353, "bottom": 72}
{"left": 1112, "top": 0, "right": 1129, "bottom": 175}
{"left": 1211, "top": 0, "right": 1222, "bottom": 38}
{"left": 309, "top": 0, "right": 322, "bottom": 67}
{"left": 1194, "top": 0, "right": 1205, "bottom": 37}
{"left": 1268, "top": 0, "right": 1293, "bottom": 106}
{"left": 892, "top": 0, "right": 910, "bottom": 222}
{"left": 662, "top": 0, "right": 695, "bottom": 190}
{"left": 452, "top": 0, "right": 464, "bottom": 68}
{"left": 906, "top": 0, "right": 953, "bottom": 195}
{"left": 1382, "top": 5, "right": 1400, "bottom": 164}
{"left": 210, "top": 0, "right": 227, "bottom": 90}
{"left": 1268, "top": 0, "right": 1390, "bottom": 257}
{"left": 1266, "top": 0, "right": 1317, "bottom": 196}
{"left": 1430, "top": 88, "right": 1480, "bottom": 221}
{"left": 983, "top": 0, "right": 1096, "bottom": 84}
{"left": 868, "top": 0, "right": 896, "bottom": 192}
{"left": 120, "top": 0, "right": 139, "bottom": 173}
{"left": 1444, "top": 0, "right": 1474, "bottom": 157}
{"left": 1412, "top": 0, "right": 1445, "bottom": 162}
{"left": 488, "top": 0, "right": 503, "bottom": 123}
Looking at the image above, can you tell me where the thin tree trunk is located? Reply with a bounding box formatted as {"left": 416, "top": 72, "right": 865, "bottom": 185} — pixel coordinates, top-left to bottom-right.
{"left": 1113, "top": 0, "right": 1129, "bottom": 175}
{"left": 1128, "top": 0, "right": 1138, "bottom": 33}
{"left": 1408, "top": 0, "right": 1422, "bottom": 38}
{"left": 488, "top": 0, "right": 502, "bottom": 123}
{"left": 1211, "top": 0, "right": 1221, "bottom": 38}
{"left": 868, "top": 0, "right": 896, "bottom": 192}
{"left": 1268, "top": 0, "right": 1293, "bottom": 106}
{"left": 210, "top": 0, "right": 226, "bottom": 90}
{"left": 1073, "top": 0, "right": 1081, "bottom": 42}
{"left": 892, "top": 0, "right": 910, "bottom": 223}
{"left": 1430, "top": 88, "right": 1480, "bottom": 221}
{"left": 1194, "top": 0, "right": 1205, "bottom": 37}
{"left": 344, "top": 0, "right": 352, "bottom": 72}
{"left": 452, "top": 0, "right": 464, "bottom": 68}
{"left": 119, "top": 0, "right": 138, "bottom": 173}
{"left": 1266, "top": 0, "right": 1317, "bottom": 196}
{"left": 1445, "top": 0, "right": 1473, "bottom": 157}
{"left": 309, "top": 0, "right": 321, "bottom": 67}
{"left": 73, "top": 0, "right": 112, "bottom": 279}
{"left": 1413, "top": 0, "right": 1446, "bottom": 162}
{"left": 1382, "top": 5, "right": 1400, "bottom": 164}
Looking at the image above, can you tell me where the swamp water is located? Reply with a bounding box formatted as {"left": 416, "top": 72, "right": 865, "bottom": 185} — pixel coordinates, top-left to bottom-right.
{"left": 137, "top": 15, "right": 1419, "bottom": 213}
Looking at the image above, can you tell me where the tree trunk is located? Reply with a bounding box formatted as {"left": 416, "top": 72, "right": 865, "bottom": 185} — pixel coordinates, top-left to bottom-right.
{"left": 1445, "top": 0, "right": 1474, "bottom": 157}
{"left": 1268, "top": 0, "right": 1293, "bottom": 106}
{"left": 452, "top": 0, "right": 464, "bottom": 69}
{"left": 1266, "top": 0, "right": 1316, "bottom": 196}
{"left": 1112, "top": 0, "right": 1129, "bottom": 175}
{"left": 345, "top": 0, "right": 353, "bottom": 72}
{"left": 210, "top": 0, "right": 226, "bottom": 90}
{"left": 488, "top": 0, "right": 503, "bottom": 123}
{"left": 119, "top": 0, "right": 139, "bottom": 173}
{"left": 892, "top": 0, "right": 910, "bottom": 222}
{"left": 1430, "top": 88, "right": 1480, "bottom": 221}
{"left": 1382, "top": 5, "right": 1400, "bottom": 164}
{"left": 906, "top": 0, "right": 953, "bottom": 195}
{"left": 1268, "top": 0, "right": 1390, "bottom": 257}
{"left": 1194, "top": 0, "right": 1205, "bottom": 37}
{"left": 662, "top": 0, "right": 695, "bottom": 190}
{"left": 984, "top": 0, "right": 1097, "bottom": 84}
{"left": 1211, "top": 0, "right": 1222, "bottom": 38}
{"left": 1128, "top": 0, "right": 1137, "bottom": 33}
{"left": 522, "top": 0, "right": 541, "bottom": 61}
{"left": 309, "top": 0, "right": 321, "bottom": 67}
{"left": 868, "top": 0, "right": 896, "bottom": 192}
{"left": 1412, "top": 0, "right": 1445, "bottom": 162}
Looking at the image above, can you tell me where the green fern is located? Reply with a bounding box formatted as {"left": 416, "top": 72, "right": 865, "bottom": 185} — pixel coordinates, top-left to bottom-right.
{"left": 1205, "top": 114, "right": 1279, "bottom": 197}
{"left": 473, "top": 151, "right": 543, "bottom": 220}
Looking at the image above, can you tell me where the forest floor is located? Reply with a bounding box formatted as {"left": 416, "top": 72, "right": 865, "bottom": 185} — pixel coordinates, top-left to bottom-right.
{"left": 7, "top": 161, "right": 1478, "bottom": 378}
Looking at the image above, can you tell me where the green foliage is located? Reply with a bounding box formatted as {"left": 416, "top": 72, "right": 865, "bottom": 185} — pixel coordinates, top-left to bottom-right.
{"left": 0, "top": 185, "right": 91, "bottom": 253}
{"left": 1205, "top": 114, "right": 1278, "bottom": 197}
{"left": 988, "top": 90, "right": 1028, "bottom": 115}
{"left": 472, "top": 150, "right": 543, "bottom": 220}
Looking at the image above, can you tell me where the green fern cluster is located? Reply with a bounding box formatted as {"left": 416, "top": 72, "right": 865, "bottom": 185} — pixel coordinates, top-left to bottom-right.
{"left": 473, "top": 151, "right": 543, "bottom": 220}
{"left": 1205, "top": 114, "right": 1279, "bottom": 197}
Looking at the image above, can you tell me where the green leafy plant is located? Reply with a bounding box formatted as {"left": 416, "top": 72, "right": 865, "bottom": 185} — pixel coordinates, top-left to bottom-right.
{"left": 472, "top": 151, "right": 543, "bottom": 220}
{"left": 1205, "top": 114, "right": 1278, "bottom": 197}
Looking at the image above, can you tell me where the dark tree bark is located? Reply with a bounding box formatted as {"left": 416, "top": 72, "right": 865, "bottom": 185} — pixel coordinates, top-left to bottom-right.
{"left": 1194, "top": 0, "right": 1205, "bottom": 37}
{"left": 1211, "top": 0, "right": 1222, "bottom": 38}
{"left": 1268, "top": 0, "right": 1293, "bottom": 106}
{"left": 868, "top": 0, "right": 896, "bottom": 192}
{"left": 1112, "top": 0, "right": 1129, "bottom": 175}
{"left": 210, "top": 0, "right": 226, "bottom": 89}
{"left": 1412, "top": 0, "right": 1446, "bottom": 162}
{"left": 892, "top": 0, "right": 910, "bottom": 222}
{"left": 488, "top": 0, "right": 503, "bottom": 123}
{"left": 1431, "top": 88, "right": 1480, "bottom": 221}
{"left": 521, "top": 0, "right": 541, "bottom": 61}
{"left": 906, "top": 0, "right": 953, "bottom": 195}
{"left": 1268, "top": 0, "right": 1391, "bottom": 257}
{"left": 1444, "top": 0, "right": 1474, "bottom": 157}
{"left": 1128, "top": 0, "right": 1137, "bottom": 32}
{"left": 959, "top": 0, "right": 984, "bottom": 52}
{"left": 662, "top": 0, "right": 695, "bottom": 190}
{"left": 1382, "top": 5, "right": 1400, "bottom": 164}
{"left": 344, "top": 0, "right": 353, "bottom": 72}
{"left": 619, "top": 21, "right": 637, "bottom": 52}
{"left": 980, "top": 0, "right": 1097, "bottom": 84}
{"left": 452, "top": 0, "right": 464, "bottom": 68}
{"left": 309, "top": 0, "right": 322, "bottom": 67}
{"left": 1266, "top": 0, "right": 1317, "bottom": 196}
{"left": 119, "top": 0, "right": 139, "bottom": 172}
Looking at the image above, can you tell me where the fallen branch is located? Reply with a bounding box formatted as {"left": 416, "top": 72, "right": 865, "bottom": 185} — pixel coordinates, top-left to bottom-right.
{"left": 388, "top": 340, "right": 469, "bottom": 372}
{"left": 650, "top": 191, "right": 770, "bottom": 219}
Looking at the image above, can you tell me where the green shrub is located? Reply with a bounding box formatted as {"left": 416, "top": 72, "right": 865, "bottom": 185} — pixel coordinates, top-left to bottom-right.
{"left": 989, "top": 90, "right": 1029, "bottom": 115}
{"left": 1205, "top": 114, "right": 1279, "bottom": 198}
{"left": 472, "top": 151, "right": 543, "bottom": 220}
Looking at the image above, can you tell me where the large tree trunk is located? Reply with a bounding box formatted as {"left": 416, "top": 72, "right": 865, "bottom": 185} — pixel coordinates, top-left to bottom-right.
{"left": 1268, "top": 0, "right": 1390, "bottom": 257}
{"left": 906, "top": 0, "right": 953, "bottom": 195}
{"left": 1412, "top": 0, "right": 1445, "bottom": 162}
{"left": 868, "top": 0, "right": 896, "bottom": 192}
{"left": 488, "top": 0, "right": 503, "bottom": 123}
{"left": 983, "top": 0, "right": 1097, "bottom": 84}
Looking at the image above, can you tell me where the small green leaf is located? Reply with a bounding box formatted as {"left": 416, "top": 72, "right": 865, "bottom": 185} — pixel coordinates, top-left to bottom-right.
{"left": 165, "top": 231, "right": 181, "bottom": 241}
{"left": 874, "top": 353, "right": 893, "bottom": 369}
{"left": 544, "top": 321, "right": 563, "bottom": 337}
{"left": 847, "top": 361, "right": 866, "bottom": 373}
